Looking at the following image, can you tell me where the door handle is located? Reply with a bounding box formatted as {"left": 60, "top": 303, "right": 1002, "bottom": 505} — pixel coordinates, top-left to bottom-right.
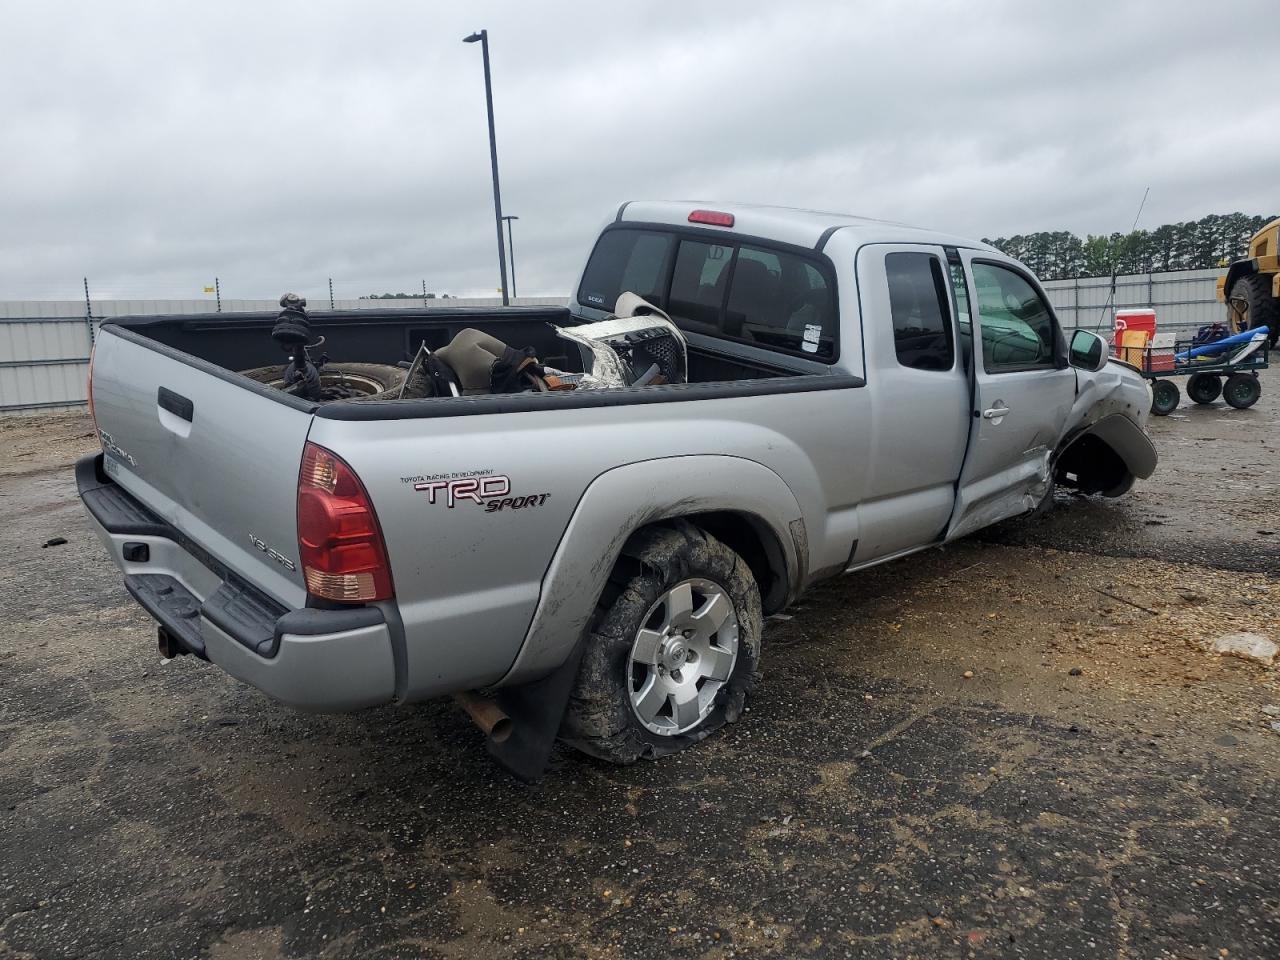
{"left": 158, "top": 387, "right": 194, "bottom": 422}
{"left": 982, "top": 405, "right": 1010, "bottom": 420}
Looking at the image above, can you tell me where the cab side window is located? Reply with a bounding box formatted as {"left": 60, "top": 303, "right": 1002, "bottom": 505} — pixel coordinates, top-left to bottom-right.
{"left": 972, "top": 262, "right": 1057, "bottom": 371}
{"left": 885, "top": 252, "right": 954, "bottom": 371}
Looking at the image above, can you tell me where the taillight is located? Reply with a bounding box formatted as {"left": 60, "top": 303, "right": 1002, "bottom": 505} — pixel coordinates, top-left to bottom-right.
{"left": 86, "top": 344, "right": 97, "bottom": 430}
{"left": 688, "top": 209, "right": 734, "bottom": 227}
{"left": 297, "top": 442, "right": 394, "bottom": 603}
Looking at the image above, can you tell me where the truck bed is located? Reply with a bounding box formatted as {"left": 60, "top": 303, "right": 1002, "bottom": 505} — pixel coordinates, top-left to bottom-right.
{"left": 115, "top": 304, "right": 807, "bottom": 401}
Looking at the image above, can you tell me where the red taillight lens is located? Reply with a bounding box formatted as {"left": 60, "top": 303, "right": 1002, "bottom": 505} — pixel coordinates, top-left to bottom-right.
{"left": 688, "top": 209, "right": 734, "bottom": 227}
{"left": 297, "top": 443, "right": 394, "bottom": 602}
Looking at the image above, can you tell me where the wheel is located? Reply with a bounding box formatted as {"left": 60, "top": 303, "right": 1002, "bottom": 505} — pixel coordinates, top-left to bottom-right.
{"left": 1150, "top": 379, "right": 1180, "bottom": 416}
{"left": 239, "top": 362, "right": 408, "bottom": 401}
{"left": 1227, "top": 274, "right": 1280, "bottom": 347}
{"left": 1223, "top": 373, "right": 1261, "bottom": 410}
{"left": 1186, "top": 372, "right": 1222, "bottom": 405}
{"left": 562, "top": 521, "right": 762, "bottom": 764}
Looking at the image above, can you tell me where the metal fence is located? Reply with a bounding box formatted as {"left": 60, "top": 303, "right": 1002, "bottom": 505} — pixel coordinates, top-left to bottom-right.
{"left": 0, "top": 267, "right": 1227, "bottom": 416}
{"left": 1041, "top": 267, "right": 1221, "bottom": 334}
{"left": 0, "top": 296, "right": 565, "bottom": 416}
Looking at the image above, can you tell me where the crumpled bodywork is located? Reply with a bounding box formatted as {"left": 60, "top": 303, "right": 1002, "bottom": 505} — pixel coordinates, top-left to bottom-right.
{"left": 1056, "top": 359, "right": 1156, "bottom": 481}
{"left": 947, "top": 448, "right": 1054, "bottom": 541}
{"left": 1065, "top": 358, "right": 1152, "bottom": 437}
{"left": 947, "top": 359, "right": 1154, "bottom": 541}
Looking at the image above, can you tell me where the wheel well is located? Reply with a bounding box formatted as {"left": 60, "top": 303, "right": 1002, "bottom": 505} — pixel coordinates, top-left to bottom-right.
{"left": 1054, "top": 433, "right": 1131, "bottom": 495}
{"left": 676, "top": 511, "right": 791, "bottom": 613}
{"left": 1224, "top": 261, "right": 1256, "bottom": 299}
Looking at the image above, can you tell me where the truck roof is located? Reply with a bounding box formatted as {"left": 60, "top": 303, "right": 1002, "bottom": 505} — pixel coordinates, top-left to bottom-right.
{"left": 617, "top": 200, "right": 1000, "bottom": 255}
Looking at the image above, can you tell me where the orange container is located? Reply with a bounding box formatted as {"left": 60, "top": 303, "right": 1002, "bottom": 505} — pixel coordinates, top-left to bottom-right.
{"left": 1118, "top": 329, "right": 1150, "bottom": 367}
{"left": 1114, "top": 309, "right": 1156, "bottom": 356}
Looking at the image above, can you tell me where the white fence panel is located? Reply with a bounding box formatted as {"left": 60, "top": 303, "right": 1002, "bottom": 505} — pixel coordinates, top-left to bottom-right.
{"left": 1043, "top": 267, "right": 1224, "bottom": 334}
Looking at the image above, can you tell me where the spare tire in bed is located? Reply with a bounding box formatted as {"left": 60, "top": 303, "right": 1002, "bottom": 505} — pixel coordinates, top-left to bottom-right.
{"left": 239, "top": 362, "right": 408, "bottom": 401}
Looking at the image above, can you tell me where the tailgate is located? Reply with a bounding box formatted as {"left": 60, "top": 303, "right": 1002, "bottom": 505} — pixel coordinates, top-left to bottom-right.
{"left": 90, "top": 327, "right": 313, "bottom": 607}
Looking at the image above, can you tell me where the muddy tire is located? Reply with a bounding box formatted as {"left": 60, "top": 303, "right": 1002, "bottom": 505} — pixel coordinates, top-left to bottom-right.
{"left": 238, "top": 362, "right": 408, "bottom": 401}
{"left": 1101, "top": 474, "right": 1135, "bottom": 498}
{"left": 561, "top": 521, "right": 762, "bottom": 765}
{"left": 1223, "top": 373, "right": 1261, "bottom": 410}
{"left": 1186, "top": 372, "right": 1222, "bottom": 405}
{"left": 1227, "top": 274, "right": 1280, "bottom": 347}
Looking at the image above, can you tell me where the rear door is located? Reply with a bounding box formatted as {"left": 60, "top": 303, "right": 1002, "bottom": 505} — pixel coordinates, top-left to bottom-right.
{"left": 948, "top": 253, "right": 1076, "bottom": 539}
{"left": 91, "top": 328, "right": 313, "bottom": 607}
{"left": 850, "top": 244, "right": 970, "bottom": 562}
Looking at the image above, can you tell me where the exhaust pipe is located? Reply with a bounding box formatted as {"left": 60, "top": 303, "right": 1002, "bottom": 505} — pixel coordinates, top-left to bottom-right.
{"left": 452, "top": 690, "right": 513, "bottom": 744}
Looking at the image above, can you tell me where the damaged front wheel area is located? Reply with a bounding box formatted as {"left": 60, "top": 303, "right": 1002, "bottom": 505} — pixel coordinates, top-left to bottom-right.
{"left": 561, "top": 520, "right": 762, "bottom": 764}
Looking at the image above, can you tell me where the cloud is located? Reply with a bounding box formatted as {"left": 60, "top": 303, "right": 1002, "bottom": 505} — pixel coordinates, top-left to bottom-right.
{"left": 1, "top": 0, "right": 1276, "bottom": 300}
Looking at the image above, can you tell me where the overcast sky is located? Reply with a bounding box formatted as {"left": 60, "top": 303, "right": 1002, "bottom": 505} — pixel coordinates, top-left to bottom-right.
{"left": 3, "top": 0, "right": 1278, "bottom": 301}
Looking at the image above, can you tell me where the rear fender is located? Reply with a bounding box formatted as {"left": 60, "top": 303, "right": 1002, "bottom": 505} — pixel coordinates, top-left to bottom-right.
{"left": 497, "top": 455, "right": 804, "bottom": 686}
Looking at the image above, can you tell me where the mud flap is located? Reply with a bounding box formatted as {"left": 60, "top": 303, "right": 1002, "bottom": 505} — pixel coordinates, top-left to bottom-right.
{"left": 487, "top": 639, "right": 589, "bottom": 783}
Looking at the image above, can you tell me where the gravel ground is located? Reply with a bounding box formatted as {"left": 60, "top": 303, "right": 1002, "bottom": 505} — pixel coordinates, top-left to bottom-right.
{"left": 1, "top": 369, "right": 1278, "bottom": 960}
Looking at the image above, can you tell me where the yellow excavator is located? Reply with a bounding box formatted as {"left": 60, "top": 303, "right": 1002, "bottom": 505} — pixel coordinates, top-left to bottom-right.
{"left": 1218, "top": 216, "right": 1280, "bottom": 346}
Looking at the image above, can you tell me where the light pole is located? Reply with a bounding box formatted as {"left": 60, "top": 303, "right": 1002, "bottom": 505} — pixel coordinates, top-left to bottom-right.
{"left": 463, "top": 29, "right": 509, "bottom": 306}
{"left": 501, "top": 214, "right": 519, "bottom": 299}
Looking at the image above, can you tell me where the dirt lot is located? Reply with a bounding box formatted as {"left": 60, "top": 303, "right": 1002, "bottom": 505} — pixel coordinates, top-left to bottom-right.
{"left": 1, "top": 371, "right": 1278, "bottom": 960}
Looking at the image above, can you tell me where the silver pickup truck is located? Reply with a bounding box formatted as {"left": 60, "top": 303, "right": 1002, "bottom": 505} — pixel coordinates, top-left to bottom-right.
{"left": 78, "top": 201, "right": 1156, "bottom": 779}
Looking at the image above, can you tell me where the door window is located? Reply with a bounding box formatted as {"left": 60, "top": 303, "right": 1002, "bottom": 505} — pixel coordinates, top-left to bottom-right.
{"left": 971, "top": 262, "right": 1057, "bottom": 371}
{"left": 577, "top": 229, "right": 673, "bottom": 312}
{"left": 885, "top": 252, "right": 954, "bottom": 371}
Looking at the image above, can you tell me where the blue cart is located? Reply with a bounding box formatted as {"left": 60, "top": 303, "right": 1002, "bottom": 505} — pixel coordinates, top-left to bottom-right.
{"left": 1141, "top": 328, "right": 1269, "bottom": 416}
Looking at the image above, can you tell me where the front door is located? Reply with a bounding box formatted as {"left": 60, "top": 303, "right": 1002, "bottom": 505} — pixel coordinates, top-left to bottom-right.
{"left": 948, "top": 253, "right": 1076, "bottom": 539}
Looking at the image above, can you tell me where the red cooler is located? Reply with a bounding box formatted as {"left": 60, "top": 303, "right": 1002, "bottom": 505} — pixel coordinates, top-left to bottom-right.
{"left": 1114, "top": 308, "right": 1156, "bottom": 357}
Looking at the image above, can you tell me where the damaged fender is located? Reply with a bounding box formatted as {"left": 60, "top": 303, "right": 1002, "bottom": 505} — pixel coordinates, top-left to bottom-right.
{"left": 498, "top": 455, "right": 805, "bottom": 687}
{"left": 1059, "top": 413, "right": 1157, "bottom": 482}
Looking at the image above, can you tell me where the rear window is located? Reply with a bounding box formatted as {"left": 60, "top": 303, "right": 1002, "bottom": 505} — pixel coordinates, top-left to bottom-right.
{"left": 668, "top": 239, "right": 733, "bottom": 332}
{"left": 577, "top": 229, "right": 673, "bottom": 312}
{"left": 724, "top": 245, "right": 834, "bottom": 357}
{"left": 578, "top": 226, "right": 837, "bottom": 361}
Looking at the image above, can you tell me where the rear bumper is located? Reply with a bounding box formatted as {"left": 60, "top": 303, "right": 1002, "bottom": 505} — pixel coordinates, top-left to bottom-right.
{"left": 77, "top": 453, "right": 396, "bottom": 712}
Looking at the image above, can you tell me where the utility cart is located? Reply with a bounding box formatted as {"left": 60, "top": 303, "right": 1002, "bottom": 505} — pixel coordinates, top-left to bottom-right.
{"left": 1135, "top": 326, "right": 1270, "bottom": 416}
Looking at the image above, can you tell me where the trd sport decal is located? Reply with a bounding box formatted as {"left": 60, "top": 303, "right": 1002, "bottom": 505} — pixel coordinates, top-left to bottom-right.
{"left": 412, "top": 474, "right": 551, "bottom": 512}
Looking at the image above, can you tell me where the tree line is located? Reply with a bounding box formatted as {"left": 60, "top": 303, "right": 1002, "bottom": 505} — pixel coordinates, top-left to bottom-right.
{"left": 983, "top": 212, "right": 1277, "bottom": 281}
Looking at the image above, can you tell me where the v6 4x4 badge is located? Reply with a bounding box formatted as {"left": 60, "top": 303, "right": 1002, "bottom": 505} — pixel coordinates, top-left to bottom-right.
{"left": 414, "top": 474, "right": 550, "bottom": 512}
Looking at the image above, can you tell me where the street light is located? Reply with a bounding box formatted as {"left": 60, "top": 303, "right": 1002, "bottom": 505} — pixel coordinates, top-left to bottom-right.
{"left": 463, "top": 29, "right": 509, "bottom": 306}
{"left": 501, "top": 214, "right": 519, "bottom": 299}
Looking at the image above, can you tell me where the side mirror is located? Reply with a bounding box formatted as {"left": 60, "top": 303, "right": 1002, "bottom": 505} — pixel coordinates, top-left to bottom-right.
{"left": 1068, "top": 329, "right": 1107, "bottom": 372}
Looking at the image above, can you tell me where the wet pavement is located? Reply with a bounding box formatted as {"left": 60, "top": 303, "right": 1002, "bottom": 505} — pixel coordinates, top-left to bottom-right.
{"left": 1, "top": 369, "right": 1277, "bottom": 960}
